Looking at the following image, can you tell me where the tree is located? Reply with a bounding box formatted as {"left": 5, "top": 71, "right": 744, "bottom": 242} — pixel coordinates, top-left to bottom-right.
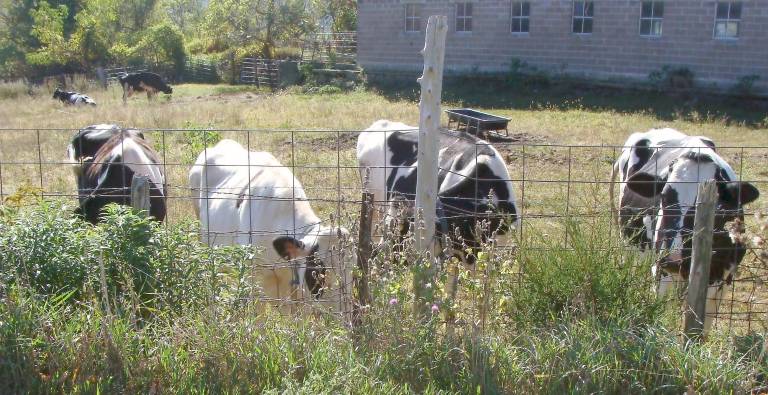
{"left": 131, "top": 21, "right": 186, "bottom": 74}
{"left": 26, "top": 1, "right": 71, "bottom": 66}
{"left": 164, "top": 0, "right": 205, "bottom": 35}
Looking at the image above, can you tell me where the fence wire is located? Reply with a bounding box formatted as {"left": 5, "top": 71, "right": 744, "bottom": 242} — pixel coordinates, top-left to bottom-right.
{"left": 0, "top": 127, "right": 766, "bottom": 334}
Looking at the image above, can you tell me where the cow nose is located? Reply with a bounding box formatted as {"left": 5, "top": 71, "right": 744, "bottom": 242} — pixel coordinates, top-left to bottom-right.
{"left": 657, "top": 252, "right": 683, "bottom": 270}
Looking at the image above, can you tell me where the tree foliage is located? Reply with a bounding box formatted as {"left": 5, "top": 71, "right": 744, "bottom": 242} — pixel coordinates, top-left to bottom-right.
{"left": 0, "top": 0, "right": 357, "bottom": 79}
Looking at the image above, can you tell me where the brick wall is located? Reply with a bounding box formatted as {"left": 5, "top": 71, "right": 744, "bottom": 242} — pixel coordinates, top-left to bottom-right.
{"left": 358, "top": 0, "right": 768, "bottom": 94}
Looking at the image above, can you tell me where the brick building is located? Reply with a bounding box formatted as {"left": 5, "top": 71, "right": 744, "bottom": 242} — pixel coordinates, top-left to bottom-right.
{"left": 357, "top": 1, "right": 768, "bottom": 95}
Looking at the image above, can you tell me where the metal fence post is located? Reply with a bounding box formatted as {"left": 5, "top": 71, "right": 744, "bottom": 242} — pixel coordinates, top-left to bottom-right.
{"left": 130, "top": 175, "right": 150, "bottom": 213}
{"left": 413, "top": 15, "right": 447, "bottom": 316}
{"left": 683, "top": 180, "right": 717, "bottom": 342}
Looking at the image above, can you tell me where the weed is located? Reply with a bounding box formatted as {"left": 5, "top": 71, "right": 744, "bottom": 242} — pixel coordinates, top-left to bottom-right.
{"left": 0, "top": 203, "right": 764, "bottom": 393}
{"left": 731, "top": 74, "right": 761, "bottom": 98}
{"left": 178, "top": 121, "right": 222, "bottom": 163}
{"left": 648, "top": 66, "right": 695, "bottom": 91}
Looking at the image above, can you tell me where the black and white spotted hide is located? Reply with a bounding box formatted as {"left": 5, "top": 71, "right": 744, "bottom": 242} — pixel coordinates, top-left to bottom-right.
{"left": 53, "top": 88, "right": 96, "bottom": 106}
{"left": 614, "top": 128, "right": 759, "bottom": 334}
{"left": 357, "top": 120, "right": 520, "bottom": 264}
{"left": 67, "top": 125, "right": 166, "bottom": 223}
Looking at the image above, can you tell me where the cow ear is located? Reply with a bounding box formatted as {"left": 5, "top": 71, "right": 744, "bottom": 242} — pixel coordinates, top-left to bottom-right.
{"left": 626, "top": 172, "right": 666, "bottom": 198}
{"left": 272, "top": 236, "right": 305, "bottom": 260}
{"left": 723, "top": 182, "right": 759, "bottom": 206}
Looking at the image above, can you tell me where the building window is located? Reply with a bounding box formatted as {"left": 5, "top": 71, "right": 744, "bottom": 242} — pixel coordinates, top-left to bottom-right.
{"left": 511, "top": 2, "right": 530, "bottom": 33}
{"left": 572, "top": 1, "right": 594, "bottom": 34}
{"left": 456, "top": 3, "right": 473, "bottom": 32}
{"left": 714, "top": 1, "right": 741, "bottom": 39}
{"left": 405, "top": 4, "right": 421, "bottom": 32}
{"left": 640, "top": 1, "right": 663, "bottom": 37}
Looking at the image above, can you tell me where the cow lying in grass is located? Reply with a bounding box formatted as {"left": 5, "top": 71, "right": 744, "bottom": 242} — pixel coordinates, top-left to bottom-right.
{"left": 53, "top": 88, "right": 96, "bottom": 106}
{"left": 611, "top": 128, "right": 760, "bottom": 334}
{"left": 189, "top": 139, "right": 353, "bottom": 316}
{"left": 118, "top": 72, "right": 173, "bottom": 103}
{"left": 68, "top": 124, "right": 166, "bottom": 223}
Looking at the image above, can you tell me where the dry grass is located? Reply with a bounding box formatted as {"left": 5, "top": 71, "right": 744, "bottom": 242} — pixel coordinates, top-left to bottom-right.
{"left": 1, "top": 81, "right": 767, "bottom": 333}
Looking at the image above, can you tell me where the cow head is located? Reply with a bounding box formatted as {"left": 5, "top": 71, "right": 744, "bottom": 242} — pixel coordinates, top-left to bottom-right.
{"left": 272, "top": 227, "right": 353, "bottom": 302}
{"left": 67, "top": 125, "right": 145, "bottom": 174}
{"left": 52, "top": 88, "right": 63, "bottom": 100}
{"left": 626, "top": 152, "right": 759, "bottom": 281}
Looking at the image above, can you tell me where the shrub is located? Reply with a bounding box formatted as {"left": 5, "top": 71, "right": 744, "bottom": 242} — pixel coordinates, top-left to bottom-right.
{"left": 0, "top": 201, "right": 255, "bottom": 315}
{"left": 178, "top": 121, "right": 222, "bottom": 163}
{"left": 130, "top": 21, "right": 187, "bottom": 77}
{"left": 731, "top": 74, "right": 761, "bottom": 98}
{"left": 500, "top": 219, "right": 666, "bottom": 329}
{"left": 273, "top": 47, "right": 301, "bottom": 61}
{"left": 648, "top": 66, "right": 695, "bottom": 91}
{"left": 506, "top": 57, "right": 551, "bottom": 89}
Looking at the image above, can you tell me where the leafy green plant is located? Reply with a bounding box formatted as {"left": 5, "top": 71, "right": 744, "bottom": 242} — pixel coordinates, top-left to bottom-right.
{"left": 179, "top": 121, "right": 222, "bottom": 163}
{"left": 0, "top": 201, "right": 764, "bottom": 394}
{"left": 731, "top": 74, "right": 761, "bottom": 98}
{"left": 500, "top": 219, "right": 666, "bottom": 329}
{"left": 0, "top": 201, "right": 256, "bottom": 315}
{"left": 506, "top": 57, "right": 551, "bottom": 89}
{"left": 299, "top": 62, "right": 316, "bottom": 85}
{"left": 649, "top": 65, "right": 695, "bottom": 91}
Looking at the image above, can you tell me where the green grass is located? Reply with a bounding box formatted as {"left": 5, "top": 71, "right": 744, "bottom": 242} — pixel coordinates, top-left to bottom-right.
{"left": 0, "top": 81, "right": 767, "bottom": 393}
{"left": 1, "top": 204, "right": 767, "bottom": 394}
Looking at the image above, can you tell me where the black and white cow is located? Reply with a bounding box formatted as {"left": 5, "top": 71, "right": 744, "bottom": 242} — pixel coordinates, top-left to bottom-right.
{"left": 118, "top": 72, "right": 173, "bottom": 103}
{"left": 356, "top": 120, "right": 519, "bottom": 264}
{"left": 53, "top": 88, "right": 96, "bottom": 106}
{"left": 611, "top": 128, "right": 760, "bottom": 333}
{"left": 68, "top": 124, "right": 166, "bottom": 224}
{"left": 189, "top": 139, "right": 353, "bottom": 315}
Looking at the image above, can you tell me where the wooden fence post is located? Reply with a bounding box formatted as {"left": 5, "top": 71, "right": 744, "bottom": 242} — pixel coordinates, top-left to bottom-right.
{"left": 413, "top": 15, "right": 448, "bottom": 316}
{"left": 130, "top": 175, "right": 150, "bottom": 213}
{"left": 355, "top": 191, "right": 374, "bottom": 317}
{"left": 683, "top": 180, "right": 717, "bottom": 342}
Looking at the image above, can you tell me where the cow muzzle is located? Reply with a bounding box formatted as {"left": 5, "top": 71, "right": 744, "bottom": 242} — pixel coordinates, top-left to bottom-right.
{"left": 657, "top": 251, "right": 684, "bottom": 273}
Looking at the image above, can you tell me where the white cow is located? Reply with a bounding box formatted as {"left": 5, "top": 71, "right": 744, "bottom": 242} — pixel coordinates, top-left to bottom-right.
{"left": 189, "top": 139, "right": 353, "bottom": 316}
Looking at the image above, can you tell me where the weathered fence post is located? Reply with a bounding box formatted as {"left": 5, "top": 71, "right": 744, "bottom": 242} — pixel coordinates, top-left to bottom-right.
{"left": 96, "top": 66, "right": 107, "bottom": 90}
{"left": 413, "top": 15, "right": 447, "bottom": 316}
{"left": 130, "top": 175, "right": 150, "bottom": 213}
{"left": 354, "top": 191, "right": 374, "bottom": 325}
{"left": 683, "top": 180, "right": 717, "bottom": 342}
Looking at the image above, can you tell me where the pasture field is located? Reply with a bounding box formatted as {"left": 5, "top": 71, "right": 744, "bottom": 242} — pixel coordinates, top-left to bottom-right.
{"left": 1, "top": 80, "right": 768, "bottom": 393}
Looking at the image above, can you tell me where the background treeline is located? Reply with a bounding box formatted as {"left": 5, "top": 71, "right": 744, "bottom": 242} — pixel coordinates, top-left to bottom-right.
{"left": 0, "top": 0, "right": 356, "bottom": 80}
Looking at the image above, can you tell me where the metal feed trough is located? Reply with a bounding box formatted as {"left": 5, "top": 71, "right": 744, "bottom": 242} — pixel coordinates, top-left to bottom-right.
{"left": 445, "top": 108, "right": 510, "bottom": 138}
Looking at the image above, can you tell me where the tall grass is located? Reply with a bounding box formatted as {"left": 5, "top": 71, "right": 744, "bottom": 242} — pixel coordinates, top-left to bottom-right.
{"left": 0, "top": 201, "right": 766, "bottom": 393}
{"left": 0, "top": 79, "right": 36, "bottom": 99}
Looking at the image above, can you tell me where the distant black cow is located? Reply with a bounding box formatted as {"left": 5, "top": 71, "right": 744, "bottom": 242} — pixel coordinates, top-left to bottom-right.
{"left": 356, "top": 120, "right": 519, "bottom": 265}
{"left": 118, "top": 72, "right": 173, "bottom": 103}
{"left": 68, "top": 124, "right": 166, "bottom": 223}
{"left": 53, "top": 88, "right": 96, "bottom": 106}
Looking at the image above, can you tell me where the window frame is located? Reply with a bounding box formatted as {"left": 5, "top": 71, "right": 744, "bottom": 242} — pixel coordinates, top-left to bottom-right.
{"left": 572, "top": 1, "right": 594, "bottom": 35}
{"left": 404, "top": 4, "right": 422, "bottom": 33}
{"left": 510, "top": 1, "right": 531, "bottom": 34}
{"left": 713, "top": 1, "right": 741, "bottom": 40}
{"left": 456, "top": 2, "right": 473, "bottom": 33}
{"left": 639, "top": 1, "right": 663, "bottom": 38}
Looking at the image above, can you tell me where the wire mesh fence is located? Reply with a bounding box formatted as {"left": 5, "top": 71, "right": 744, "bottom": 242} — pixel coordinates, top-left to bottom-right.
{"left": 301, "top": 32, "right": 357, "bottom": 66}
{"left": 0, "top": 126, "right": 765, "bottom": 334}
